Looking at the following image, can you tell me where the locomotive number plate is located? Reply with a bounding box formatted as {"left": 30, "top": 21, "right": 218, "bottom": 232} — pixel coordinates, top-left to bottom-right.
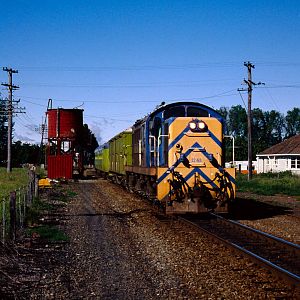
{"left": 189, "top": 153, "right": 204, "bottom": 166}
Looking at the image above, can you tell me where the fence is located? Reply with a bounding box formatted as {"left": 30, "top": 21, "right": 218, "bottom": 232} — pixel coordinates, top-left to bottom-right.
{"left": 0, "top": 170, "right": 38, "bottom": 243}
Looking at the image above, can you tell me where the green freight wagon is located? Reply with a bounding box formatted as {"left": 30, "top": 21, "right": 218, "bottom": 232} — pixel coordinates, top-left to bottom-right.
{"left": 95, "top": 143, "right": 110, "bottom": 177}
{"left": 109, "top": 128, "right": 132, "bottom": 183}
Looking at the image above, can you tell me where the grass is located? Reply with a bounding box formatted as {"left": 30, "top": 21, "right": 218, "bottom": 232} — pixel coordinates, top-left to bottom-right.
{"left": 25, "top": 187, "right": 76, "bottom": 242}
{"left": 237, "top": 171, "right": 300, "bottom": 197}
{"left": 0, "top": 167, "right": 29, "bottom": 200}
{"left": 26, "top": 225, "right": 69, "bottom": 242}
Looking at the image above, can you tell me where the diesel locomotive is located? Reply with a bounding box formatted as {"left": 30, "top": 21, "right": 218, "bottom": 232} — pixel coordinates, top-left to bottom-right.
{"left": 96, "top": 102, "right": 235, "bottom": 213}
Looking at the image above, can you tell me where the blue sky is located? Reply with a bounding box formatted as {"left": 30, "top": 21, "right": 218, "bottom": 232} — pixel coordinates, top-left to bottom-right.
{"left": 0, "top": 0, "right": 299, "bottom": 145}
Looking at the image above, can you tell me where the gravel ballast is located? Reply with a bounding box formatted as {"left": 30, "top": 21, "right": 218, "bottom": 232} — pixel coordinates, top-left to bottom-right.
{"left": 1, "top": 179, "right": 298, "bottom": 299}
{"left": 63, "top": 179, "right": 296, "bottom": 299}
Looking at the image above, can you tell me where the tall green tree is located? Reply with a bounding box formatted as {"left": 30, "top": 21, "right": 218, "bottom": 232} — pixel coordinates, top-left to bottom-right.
{"left": 285, "top": 107, "right": 300, "bottom": 137}
{"left": 228, "top": 105, "right": 248, "bottom": 161}
{"left": 252, "top": 108, "right": 267, "bottom": 156}
{"left": 12, "top": 141, "right": 40, "bottom": 167}
{"left": 263, "top": 110, "right": 284, "bottom": 145}
{"left": 217, "top": 106, "right": 234, "bottom": 162}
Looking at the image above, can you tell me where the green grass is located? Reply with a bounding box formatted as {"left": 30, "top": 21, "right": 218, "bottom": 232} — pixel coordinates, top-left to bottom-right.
{"left": 237, "top": 171, "right": 300, "bottom": 197}
{"left": 0, "top": 167, "right": 29, "bottom": 200}
{"left": 26, "top": 225, "right": 69, "bottom": 242}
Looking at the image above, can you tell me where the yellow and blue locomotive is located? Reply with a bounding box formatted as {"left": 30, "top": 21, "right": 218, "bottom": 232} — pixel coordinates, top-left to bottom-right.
{"left": 98, "top": 102, "right": 235, "bottom": 213}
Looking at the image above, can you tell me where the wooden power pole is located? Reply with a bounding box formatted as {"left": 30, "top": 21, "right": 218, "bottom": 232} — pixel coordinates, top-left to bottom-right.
{"left": 1, "top": 67, "right": 19, "bottom": 173}
{"left": 238, "top": 62, "right": 265, "bottom": 180}
{"left": 244, "top": 62, "right": 254, "bottom": 180}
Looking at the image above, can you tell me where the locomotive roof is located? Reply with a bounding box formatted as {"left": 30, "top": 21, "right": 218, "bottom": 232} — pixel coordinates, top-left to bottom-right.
{"left": 134, "top": 101, "right": 222, "bottom": 126}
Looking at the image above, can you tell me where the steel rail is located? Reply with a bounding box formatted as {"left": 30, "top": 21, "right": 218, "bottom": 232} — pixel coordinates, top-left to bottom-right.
{"left": 179, "top": 215, "right": 300, "bottom": 288}
{"left": 210, "top": 212, "right": 300, "bottom": 251}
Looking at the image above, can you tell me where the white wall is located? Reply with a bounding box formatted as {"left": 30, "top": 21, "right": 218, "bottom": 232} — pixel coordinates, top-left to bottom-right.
{"left": 257, "top": 156, "right": 300, "bottom": 175}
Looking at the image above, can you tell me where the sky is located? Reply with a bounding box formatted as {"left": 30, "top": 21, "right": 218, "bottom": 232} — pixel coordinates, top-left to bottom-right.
{"left": 0, "top": 0, "right": 299, "bottom": 145}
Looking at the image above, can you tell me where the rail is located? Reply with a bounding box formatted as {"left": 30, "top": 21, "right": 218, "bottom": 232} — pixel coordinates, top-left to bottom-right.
{"left": 179, "top": 213, "right": 300, "bottom": 289}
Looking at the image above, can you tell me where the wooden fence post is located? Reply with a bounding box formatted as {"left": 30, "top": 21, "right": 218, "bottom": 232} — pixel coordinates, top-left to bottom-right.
{"left": 2, "top": 198, "right": 5, "bottom": 243}
{"left": 35, "top": 174, "right": 39, "bottom": 198}
{"left": 9, "top": 191, "right": 16, "bottom": 241}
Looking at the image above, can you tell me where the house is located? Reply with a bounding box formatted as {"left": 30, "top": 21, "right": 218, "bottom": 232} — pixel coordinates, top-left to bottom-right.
{"left": 256, "top": 134, "right": 300, "bottom": 175}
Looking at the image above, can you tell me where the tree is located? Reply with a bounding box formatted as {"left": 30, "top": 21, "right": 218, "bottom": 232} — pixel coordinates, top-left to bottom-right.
{"left": 80, "top": 124, "right": 99, "bottom": 165}
{"left": 252, "top": 108, "right": 267, "bottom": 156}
{"left": 228, "top": 105, "right": 247, "bottom": 137}
{"left": 285, "top": 108, "right": 300, "bottom": 138}
{"left": 11, "top": 141, "right": 40, "bottom": 167}
{"left": 227, "top": 105, "right": 248, "bottom": 161}
{"left": 217, "top": 106, "right": 233, "bottom": 162}
{"left": 263, "top": 110, "right": 284, "bottom": 145}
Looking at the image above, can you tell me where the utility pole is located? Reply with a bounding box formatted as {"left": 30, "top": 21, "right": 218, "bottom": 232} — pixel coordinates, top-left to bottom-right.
{"left": 238, "top": 62, "right": 265, "bottom": 180}
{"left": 1, "top": 67, "right": 19, "bottom": 173}
{"left": 244, "top": 62, "right": 254, "bottom": 180}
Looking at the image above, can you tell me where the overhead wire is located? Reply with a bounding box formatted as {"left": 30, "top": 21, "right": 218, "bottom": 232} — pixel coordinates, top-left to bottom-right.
{"left": 261, "top": 88, "right": 281, "bottom": 111}
{"left": 17, "top": 88, "right": 240, "bottom": 105}
{"left": 15, "top": 62, "right": 242, "bottom": 72}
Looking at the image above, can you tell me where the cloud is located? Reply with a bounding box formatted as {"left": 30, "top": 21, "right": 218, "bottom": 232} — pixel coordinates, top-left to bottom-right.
{"left": 89, "top": 121, "right": 103, "bottom": 145}
{"left": 13, "top": 133, "right": 37, "bottom": 143}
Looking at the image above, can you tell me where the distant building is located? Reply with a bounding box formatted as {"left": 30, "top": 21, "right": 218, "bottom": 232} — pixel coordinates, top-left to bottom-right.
{"left": 225, "top": 161, "right": 257, "bottom": 174}
{"left": 256, "top": 134, "right": 300, "bottom": 175}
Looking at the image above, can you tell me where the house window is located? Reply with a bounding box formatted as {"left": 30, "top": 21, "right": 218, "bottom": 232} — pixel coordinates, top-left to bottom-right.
{"left": 291, "top": 156, "right": 300, "bottom": 169}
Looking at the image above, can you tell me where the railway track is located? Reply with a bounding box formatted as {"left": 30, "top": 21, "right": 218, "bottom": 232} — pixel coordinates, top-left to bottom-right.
{"left": 179, "top": 213, "right": 300, "bottom": 289}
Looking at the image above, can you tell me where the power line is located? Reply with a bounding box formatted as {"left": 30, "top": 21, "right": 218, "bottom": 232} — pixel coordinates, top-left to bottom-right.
{"left": 17, "top": 89, "right": 239, "bottom": 105}
{"left": 15, "top": 62, "right": 242, "bottom": 72}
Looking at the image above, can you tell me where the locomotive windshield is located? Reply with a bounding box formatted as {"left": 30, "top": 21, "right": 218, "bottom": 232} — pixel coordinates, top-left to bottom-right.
{"left": 164, "top": 106, "right": 185, "bottom": 119}
{"left": 187, "top": 106, "right": 209, "bottom": 117}
{"left": 163, "top": 105, "right": 209, "bottom": 119}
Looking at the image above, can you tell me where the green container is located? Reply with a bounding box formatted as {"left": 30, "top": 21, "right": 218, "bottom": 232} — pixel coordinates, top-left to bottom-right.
{"left": 109, "top": 128, "right": 132, "bottom": 175}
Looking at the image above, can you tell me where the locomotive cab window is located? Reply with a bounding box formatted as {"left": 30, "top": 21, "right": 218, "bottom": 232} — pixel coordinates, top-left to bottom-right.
{"left": 187, "top": 107, "right": 209, "bottom": 117}
{"left": 150, "top": 117, "right": 162, "bottom": 139}
{"left": 164, "top": 106, "right": 185, "bottom": 119}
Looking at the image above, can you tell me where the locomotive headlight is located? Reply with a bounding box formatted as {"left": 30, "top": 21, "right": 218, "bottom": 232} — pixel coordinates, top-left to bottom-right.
{"left": 189, "top": 122, "right": 197, "bottom": 130}
{"left": 198, "top": 121, "right": 206, "bottom": 130}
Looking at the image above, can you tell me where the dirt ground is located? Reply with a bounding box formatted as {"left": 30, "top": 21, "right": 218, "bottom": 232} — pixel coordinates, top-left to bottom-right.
{"left": 0, "top": 179, "right": 299, "bottom": 299}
